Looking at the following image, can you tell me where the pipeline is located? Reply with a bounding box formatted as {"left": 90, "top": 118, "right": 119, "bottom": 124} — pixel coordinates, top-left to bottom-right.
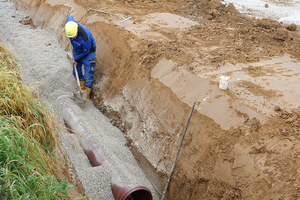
{"left": 62, "top": 105, "right": 107, "bottom": 167}
{"left": 61, "top": 98, "right": 153, "bottom": 200}
{"left": 111, "top": 169, "right": 152, "bottom": 200}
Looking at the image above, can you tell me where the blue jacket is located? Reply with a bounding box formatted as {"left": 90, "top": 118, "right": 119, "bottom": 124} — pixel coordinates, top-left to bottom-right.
{"left": 66, "top": 16, "right": 96, "bottom": 63}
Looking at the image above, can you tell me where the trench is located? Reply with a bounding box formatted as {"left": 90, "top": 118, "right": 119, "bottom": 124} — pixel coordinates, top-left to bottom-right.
{"left": 0, "top": 1, "right": 232, "bottom": 196}
{"left": 0, "top": 1, "right": 161, "bottom": 199}
{"left": 4, "top": 0, "right": 300, "bottom": 199}
{"left": 6, "top": 1, "right": 194, "bottom": 198}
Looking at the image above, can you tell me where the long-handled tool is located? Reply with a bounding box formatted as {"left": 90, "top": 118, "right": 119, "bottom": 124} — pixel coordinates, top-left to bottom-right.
{"left": 88, "top": 8, "right": 131, "bottom": 23}
{"left": 161, "top": 95, "right": 199, "bottom": 200}
{"left": 72, "top": 64, "right": 88, "bottom": 104}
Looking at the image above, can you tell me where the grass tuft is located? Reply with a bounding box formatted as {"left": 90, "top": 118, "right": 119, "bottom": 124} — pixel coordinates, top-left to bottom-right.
{"left": 0, "top": 41, "right": 74, "bottom": 199}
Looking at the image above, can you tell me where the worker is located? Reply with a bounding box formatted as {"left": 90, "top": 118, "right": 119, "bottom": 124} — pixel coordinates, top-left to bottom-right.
{"left": 65, "top": 15, "right": 97, "bottom": 101}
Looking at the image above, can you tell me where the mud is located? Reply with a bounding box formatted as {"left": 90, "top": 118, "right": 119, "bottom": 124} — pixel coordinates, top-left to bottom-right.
{"left": 8, "top": 0, "right": 300, "bottom": 199}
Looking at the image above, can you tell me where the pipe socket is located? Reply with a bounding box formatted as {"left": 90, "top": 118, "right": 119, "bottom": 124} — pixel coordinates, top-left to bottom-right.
{"left": 61, "top": 100, "right": 153, "bottom": 200}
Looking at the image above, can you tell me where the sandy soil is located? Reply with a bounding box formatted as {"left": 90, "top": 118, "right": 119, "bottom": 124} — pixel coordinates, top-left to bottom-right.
{"left": 6, "top": 0, "right": 300, "bottom": 199}
{"left": 88, "top": 0, "right": 300, "bottom": 199}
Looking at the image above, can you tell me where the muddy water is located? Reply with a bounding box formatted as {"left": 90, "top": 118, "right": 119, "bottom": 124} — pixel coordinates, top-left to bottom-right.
{"left": 152, "top": 58, "right": 266, "bottom": 129}
{"left": 223, "top": 0, "right": 300, "bottom": 25}
{"left": 229, "top": 55, "right": 300, "bottom": 114}
{"left": 157, "top": 55, "right": 300, "bottom": 130}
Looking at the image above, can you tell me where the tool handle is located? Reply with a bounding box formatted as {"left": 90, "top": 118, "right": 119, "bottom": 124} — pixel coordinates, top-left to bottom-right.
{"left": 88, "top": 8, "right": 117, "bottom": 15}
{"left": 74, "top": 64, "right": 81, "bottom": 88}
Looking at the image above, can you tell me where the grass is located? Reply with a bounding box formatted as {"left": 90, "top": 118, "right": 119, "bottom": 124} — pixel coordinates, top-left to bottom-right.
{"left": 0, "top": 42, "right": 74, "bottom": 199}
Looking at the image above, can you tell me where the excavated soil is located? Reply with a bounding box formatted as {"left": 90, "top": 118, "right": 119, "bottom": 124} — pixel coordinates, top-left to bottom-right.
{"left": 10, "top": 0, "right": 300, "bottom": 199}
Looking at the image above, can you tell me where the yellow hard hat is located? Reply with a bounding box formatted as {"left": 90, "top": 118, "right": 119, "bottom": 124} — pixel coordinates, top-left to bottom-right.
{"left": 65, "top": 21, "right": 78, "bottom": 38}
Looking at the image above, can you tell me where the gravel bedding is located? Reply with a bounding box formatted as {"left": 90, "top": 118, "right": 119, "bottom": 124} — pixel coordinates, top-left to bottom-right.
{"left": 0, "top": 1, "right": 159, "bottom": 199}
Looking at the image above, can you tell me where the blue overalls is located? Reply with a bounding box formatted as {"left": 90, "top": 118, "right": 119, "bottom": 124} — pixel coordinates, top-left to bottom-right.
{"left": 66, "top": 16, "right": 97, "bottom": 89}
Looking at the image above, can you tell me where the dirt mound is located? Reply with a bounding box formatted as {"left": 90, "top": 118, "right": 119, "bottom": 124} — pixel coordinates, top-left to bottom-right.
{"left": 167, "top": 107, "right": 300, "bottom": 199}
{"left": 75, "top": 0, "right": 300, "bottom": 70}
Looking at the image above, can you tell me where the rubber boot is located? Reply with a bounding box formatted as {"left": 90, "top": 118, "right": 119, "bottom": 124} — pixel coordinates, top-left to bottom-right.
{"left": 87, "top": 87, "right": 92, "bottom": 101}
{"left": 79, "top": 81, "right": 86, "bottom": 90}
